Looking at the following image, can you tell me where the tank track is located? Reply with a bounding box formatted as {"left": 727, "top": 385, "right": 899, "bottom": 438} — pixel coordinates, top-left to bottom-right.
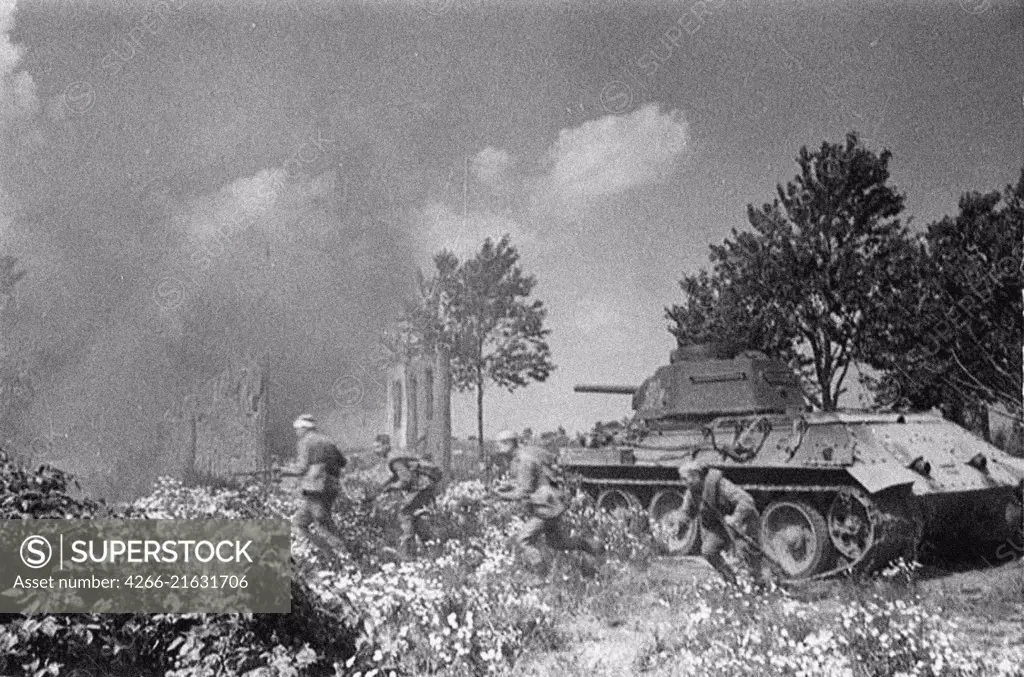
{"left": 794, "top": 487, "right": 923, "bottom": 582}
{"left": 575, "top": 477, "right": 924, "bottom": 580}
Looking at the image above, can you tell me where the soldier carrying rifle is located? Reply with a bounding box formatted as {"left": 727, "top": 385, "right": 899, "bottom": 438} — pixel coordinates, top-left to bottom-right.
{"left": 491, "top": 429, "right": 603, "bottom": 577}
{"left": 675, "top": 461, "right": 766, "bottom": 587}
{"left": 368, "top": 433, "right": 442, "bottom": 559}
{"left": 278, "top": 414, "right": 348, "bottom": 559}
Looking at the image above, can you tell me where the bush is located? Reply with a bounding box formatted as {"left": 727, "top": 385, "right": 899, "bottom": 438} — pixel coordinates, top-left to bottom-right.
{"left": 0, "top": 449, "right": 646, "bottom": 677}
{"left": 642, "top": 574, "right": 1024, "bottom": 677}
{"left": 9, "top": 447, "right": 1024, "bottom": 676}
{"left": 0, "top": 452, "right": 360, "bottom": 677}
{"left": 0, "top": 450, "right": 111, "bottom": 519}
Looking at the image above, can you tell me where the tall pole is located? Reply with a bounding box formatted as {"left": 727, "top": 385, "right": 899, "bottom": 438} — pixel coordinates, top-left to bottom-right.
{"left": 462, "top": 155, "right": 468, "bottom": 232}
{"left": 435, "top": 344, "right": 452, "bottom": 486}
{"left": 261, "top": 354, "right": 271, "bottom": 487}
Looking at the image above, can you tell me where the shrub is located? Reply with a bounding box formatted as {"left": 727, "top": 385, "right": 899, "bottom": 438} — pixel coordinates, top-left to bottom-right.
{"left": 0, "top": 453, "right": 359, "bottom": 677}
{"left": 650, "top": 576, "right": 1024, "bottom": 677}
{"left": 0, "top": 450, "right": 111, "bottom": 519}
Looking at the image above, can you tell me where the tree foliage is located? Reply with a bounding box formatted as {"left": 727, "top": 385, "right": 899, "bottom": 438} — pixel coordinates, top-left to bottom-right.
{"left": 868, "top": 169, "right": 1023, "bottom": 430}
{"left": 400, "top": 236, "right": 554, "bottom": 455}
{"left": 667, "top": 133, "right": 916, "bottom": 411}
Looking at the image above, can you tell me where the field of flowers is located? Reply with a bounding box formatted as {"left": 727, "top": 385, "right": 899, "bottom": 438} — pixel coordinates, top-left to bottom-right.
{"left": 1, "top": 449, "right": 1022, "bottom": 677}
{"left": 623, "top": 572, "right": 1024, "bottom": 677}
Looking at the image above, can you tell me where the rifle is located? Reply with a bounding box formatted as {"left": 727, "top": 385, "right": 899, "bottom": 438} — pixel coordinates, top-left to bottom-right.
{"left": 676, "top": 485, "right": 793, "bottom": 582}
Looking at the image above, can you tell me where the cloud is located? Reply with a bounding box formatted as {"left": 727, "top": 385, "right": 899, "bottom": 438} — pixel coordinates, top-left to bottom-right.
{"left": 0, "top": 0, "right": 38, "bottom": 126}
{"left": 471, "top": 146, "right": 513, "bottom": 188}
{"left": 421, "top": 103, "right": 689, "bottom": 248}
{"left": 185, "top": 157, "right": 342, "bottom": 247}
{"left": 413, "top": 200, "right": 535, "bottom": 259}
{"left": 573, "top": 298, "right": 628, "bottom": 333}
{"left": 539, "top": 103, "right": 689, "bottom": 204}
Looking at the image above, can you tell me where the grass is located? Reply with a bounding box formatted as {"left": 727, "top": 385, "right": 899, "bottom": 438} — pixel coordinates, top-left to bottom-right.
{"left": 3, "top": 446, "right": 1023, "bottom": 677}
{"left": 916, "top": 558, "right": 1024, "bottom": 618}
{"left": 512, "top": 556, "right": 1024, "bottom": 677}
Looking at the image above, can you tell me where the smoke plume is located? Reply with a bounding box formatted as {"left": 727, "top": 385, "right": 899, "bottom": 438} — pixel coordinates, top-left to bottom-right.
{"left": 0, "top": 2, "right": 423, "bottom": 500}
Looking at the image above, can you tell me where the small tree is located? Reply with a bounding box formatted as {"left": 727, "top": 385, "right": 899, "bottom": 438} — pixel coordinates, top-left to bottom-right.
{"left": 446, "top": 236, "right": 554, "bottom": 461}
{"left": 401, "top": 237, "right": 554, "bottom": 464}
{"left": 395, "top": 251, "right": 462, "bottom": 357}
{"left": 667, "top": 133, "right": 917, "bottom": 410}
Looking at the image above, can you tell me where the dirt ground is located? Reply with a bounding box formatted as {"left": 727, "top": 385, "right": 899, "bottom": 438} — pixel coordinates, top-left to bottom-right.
{"left": 514, "top": 555, "right": 1024, "bottom": 677}
{"left": 515, "top": 556, "right": 711, "bottom": 677}
{"left": 915, "top": 559, "right": 1024, "bottom": 652}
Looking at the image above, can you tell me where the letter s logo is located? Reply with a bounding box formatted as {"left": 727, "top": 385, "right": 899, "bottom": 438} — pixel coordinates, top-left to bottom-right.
{"left": 20, "top": 536, "right": 53, "bottom": 569}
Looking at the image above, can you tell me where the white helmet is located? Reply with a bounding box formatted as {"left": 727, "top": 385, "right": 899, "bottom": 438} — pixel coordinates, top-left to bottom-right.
{"left": 293, "top": 414, "right": 317, "bottom": 430}
{"left": 496, "top": 430, "right": 518, "bottom": 443}
{"left": 679, "top": 460, "right": 710, "bottom": 481}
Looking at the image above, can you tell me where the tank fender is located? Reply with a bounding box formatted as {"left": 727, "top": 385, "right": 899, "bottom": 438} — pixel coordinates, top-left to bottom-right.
{"left": 990, "top": 454, "right": 1024, "bottom": 482}
{"left": 845, "top": 463, "right": 920, "bottom": 494}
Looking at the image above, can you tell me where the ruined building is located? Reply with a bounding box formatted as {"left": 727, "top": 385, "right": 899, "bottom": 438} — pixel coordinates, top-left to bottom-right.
{"left": 386, "top": 348, "right": 452, "bottom": 474}
{"left": 163, "top": 361, "right": 269, "bottom": 483}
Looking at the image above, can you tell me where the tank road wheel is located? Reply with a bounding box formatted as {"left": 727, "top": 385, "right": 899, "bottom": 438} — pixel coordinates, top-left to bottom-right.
{"left": 596, "top": 488, "right": 641, "bottom": 521}
{"left": 649, "top": 489, "right": 700, "bottom": 555}
{"left": 827, "top": 489, "right": 875, "bottom": 564}
{"left": 760, "top": 500, "right": 834, "bottom": 579}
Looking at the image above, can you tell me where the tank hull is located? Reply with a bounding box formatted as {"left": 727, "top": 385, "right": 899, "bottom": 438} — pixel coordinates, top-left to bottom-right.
{"left": 558, "top": 411, "right": 1024, "bottom": 578}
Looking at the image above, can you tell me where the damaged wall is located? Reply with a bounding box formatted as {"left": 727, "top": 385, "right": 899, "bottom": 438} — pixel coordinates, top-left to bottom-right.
{"left": 164, "top": 361, "right": 268, "bottom": 483}
{"left": 386, "top": 349, "right": 452, "bottom": 474}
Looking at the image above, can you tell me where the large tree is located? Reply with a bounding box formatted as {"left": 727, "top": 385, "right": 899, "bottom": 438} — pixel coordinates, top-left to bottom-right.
{"left": 667, "top": 133, "right": 917, "bottom": 411}
{"left": 868, "top": 169, "right": 1023, "bottom": 435}
{"left": 401, "top": 236, "right": 554, "bottom": 461}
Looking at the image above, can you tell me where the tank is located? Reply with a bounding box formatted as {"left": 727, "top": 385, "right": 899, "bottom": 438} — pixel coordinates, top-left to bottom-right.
{"left": 557, "top": 342, "right": 1024, "bottom": 579}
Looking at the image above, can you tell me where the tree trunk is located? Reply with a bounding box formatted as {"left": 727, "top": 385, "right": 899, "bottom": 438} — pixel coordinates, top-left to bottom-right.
{"left": 963, "top": 400, "right": 991, "bottom": 441}
{"left": 818, "top": 342, "right": 836, "bottom": 411}
{"left": 822, "top": 375, "right": 836, "bottom": 411}
{"left": 816, "top": 364, "right": 835, "bottom": 411}
{"left": 476, "top": 368, "right": 486, "bottom": 483}
{"left": 435, "top": 345, "right": 452, "bottom": 485}
{"left": 819, "top": 337, "right": 836, "bottom": 412}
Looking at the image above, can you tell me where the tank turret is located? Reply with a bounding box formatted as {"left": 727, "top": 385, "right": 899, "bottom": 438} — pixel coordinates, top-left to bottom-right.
{"left": 575, "top": 343, "right": 805, "bottom": 428}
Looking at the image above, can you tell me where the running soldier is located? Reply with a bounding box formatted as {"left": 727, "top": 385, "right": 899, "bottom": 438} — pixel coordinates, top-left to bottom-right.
{"left": 492, "top": 429, "right": 603, "bottom": 576}
{"left": 371, "top": 434, "right": 442, "bottom": 558}
{"left": 280, "top": 415, "right": 348, "bottom": 559}
{"left": 676, "top": 462, "right": 764, "bottom": 586}
{"left": 369, "top": 434, "right": 395, "bottom": 489}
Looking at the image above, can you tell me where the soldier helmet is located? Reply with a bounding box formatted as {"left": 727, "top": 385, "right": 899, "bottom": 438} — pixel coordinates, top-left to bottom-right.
{"left": 678, "top": 460, "right": 710, "bottom": 481}
{"left": 293, "top": 414, "right": 317, "bottom": 430}
{"left": 496, "top": 430, "right": 518, "bottom": 443}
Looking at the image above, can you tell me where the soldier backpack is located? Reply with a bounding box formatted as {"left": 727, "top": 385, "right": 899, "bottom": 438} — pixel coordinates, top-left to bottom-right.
{"left": 528, "top": 447, "right": 567, "bottom": 519}
{"left": 388, "top": 455, "right": 442, "bottom": 491}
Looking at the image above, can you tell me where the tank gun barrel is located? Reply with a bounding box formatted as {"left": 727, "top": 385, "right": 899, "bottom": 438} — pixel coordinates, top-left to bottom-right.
{"left": 574, "top": 384, "right": 638, "bottom": 395}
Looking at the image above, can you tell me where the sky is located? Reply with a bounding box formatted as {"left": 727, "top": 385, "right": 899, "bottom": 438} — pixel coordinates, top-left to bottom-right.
{"left": 0, "top": 0, "right": 1021, "bottom": 480}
